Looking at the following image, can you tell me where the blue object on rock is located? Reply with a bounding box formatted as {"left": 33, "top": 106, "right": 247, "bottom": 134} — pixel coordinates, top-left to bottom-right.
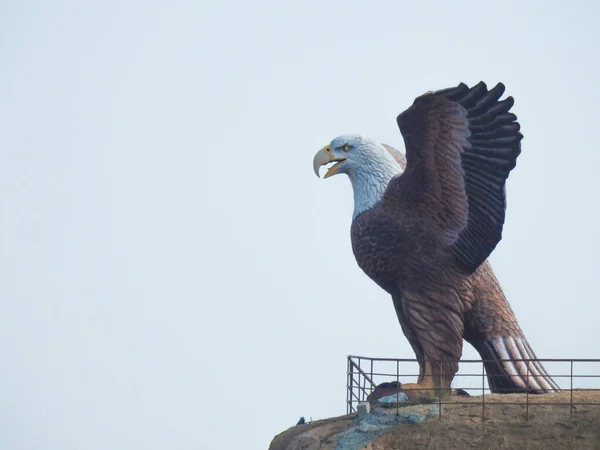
{"left": 377, "top": 392, "right": 410, "bottom": 404}
{"left": 335, "top": 405, "right": 441, "bottom": 450}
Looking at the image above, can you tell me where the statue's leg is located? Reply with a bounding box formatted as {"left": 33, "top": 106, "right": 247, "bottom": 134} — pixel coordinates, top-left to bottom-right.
{"left": 391, "top": 292, "right": 426, "bottom": 383}
{"left": 391, "top": 288, "right": 465, "bottom": 402}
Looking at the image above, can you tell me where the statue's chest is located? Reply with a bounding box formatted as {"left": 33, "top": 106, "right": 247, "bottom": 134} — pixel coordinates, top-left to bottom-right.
{"left": 350, "top": 209, "right": 445, "bottom": 292}
{"left": 350, "top": 211, "right": 409, "bottom": 289}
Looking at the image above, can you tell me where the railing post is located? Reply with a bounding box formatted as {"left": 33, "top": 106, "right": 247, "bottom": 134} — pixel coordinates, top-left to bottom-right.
{"left": 526, "top": 359, "right": 530, "bottom": 422}
{"left": 570, "top": 360, "right": 574, "bottom": 420}
{"left": 438, "top": 360, "right": 442, "bottom": 419}
{"left": 358, "top": 357, "right": 361, "bottom": 405}
{"left": 370, "top": 359, "right": 374, "bottom": 400}
{"left": 347, "top": 357, "right": 352, "bottom": 414}
{"left": 482, "top": 359, "right": 485, "bottom": 421}
{"left": 396, "top": 360, "right": 400, "bottom": 417}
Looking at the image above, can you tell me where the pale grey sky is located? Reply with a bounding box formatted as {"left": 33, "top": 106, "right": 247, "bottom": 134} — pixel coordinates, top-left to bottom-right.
{"left": 1, "top": 1, "right": 599, "bottom": 449}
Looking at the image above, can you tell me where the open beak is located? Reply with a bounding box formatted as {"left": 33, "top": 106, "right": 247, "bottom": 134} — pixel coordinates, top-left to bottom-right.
{"left": 313, "top": 145, "right": 347, "bottom": 179}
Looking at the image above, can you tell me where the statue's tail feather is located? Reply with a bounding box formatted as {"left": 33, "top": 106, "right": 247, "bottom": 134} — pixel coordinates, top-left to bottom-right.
{"left": 478, "top": 336, "right": 560, "bottom": 393}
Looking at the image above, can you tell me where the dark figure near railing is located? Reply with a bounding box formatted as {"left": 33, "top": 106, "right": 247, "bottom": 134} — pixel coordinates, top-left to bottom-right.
{"left": 313, "top": 82, "right": 560, "bottom": 401}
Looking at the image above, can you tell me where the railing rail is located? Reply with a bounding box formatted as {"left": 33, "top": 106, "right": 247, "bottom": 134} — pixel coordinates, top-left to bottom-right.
{"left": 346, "top": 355, "right": 600, "bottom": 420}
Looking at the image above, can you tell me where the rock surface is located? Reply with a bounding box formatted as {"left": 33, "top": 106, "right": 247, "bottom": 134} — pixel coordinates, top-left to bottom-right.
{"left": 269, "top": 390, "right": 600, "bottom": 450}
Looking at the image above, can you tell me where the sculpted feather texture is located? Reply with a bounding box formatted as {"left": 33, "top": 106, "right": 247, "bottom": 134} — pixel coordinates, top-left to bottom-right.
{"left": 314, "top": 82, "right": 559, "bottom": 396}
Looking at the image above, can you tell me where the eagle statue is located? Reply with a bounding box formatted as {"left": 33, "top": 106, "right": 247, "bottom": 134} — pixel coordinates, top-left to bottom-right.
{"left": 313, "top": 82, "right": 559, "bottom": 398}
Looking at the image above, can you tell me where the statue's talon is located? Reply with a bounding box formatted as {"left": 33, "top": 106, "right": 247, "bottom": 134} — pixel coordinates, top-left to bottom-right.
{"left": 394, "top": 383, "right": 441, "bottom": 404}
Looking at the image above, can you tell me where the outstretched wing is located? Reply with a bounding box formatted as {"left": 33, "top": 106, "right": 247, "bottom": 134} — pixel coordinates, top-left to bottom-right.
{"left": 386, "top": 82, "right": 522, "bottom": 273}
{"left": 381, "top": 143, "right": 407, "bottom": 170}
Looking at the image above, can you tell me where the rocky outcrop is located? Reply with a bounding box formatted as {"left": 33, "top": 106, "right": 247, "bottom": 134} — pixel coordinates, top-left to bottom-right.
{"left": 269, "top": 391, "right": 600, "bottom": 450}
{"left": 268, "top": 414, "right": 354, "bottom": 450}
{"left": 269, "top": 396, "right": 441, "bottom": 450}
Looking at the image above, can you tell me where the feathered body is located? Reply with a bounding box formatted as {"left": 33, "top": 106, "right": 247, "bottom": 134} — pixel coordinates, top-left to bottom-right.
{"left": 314, "top": 82, "right": 559, "bottom": 394}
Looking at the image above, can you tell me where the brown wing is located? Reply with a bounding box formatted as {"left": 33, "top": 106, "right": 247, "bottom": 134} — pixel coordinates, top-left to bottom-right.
{"left": 381, "top": 143, "right": 407, "bottom": 170}
{"left": 386, "top": 82, "right": 522, "bottom": 273}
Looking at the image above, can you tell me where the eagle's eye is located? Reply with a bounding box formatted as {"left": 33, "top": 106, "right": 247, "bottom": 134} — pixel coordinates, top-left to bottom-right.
{"left": 342, "top": 144, "right": 351, "bottom": 152}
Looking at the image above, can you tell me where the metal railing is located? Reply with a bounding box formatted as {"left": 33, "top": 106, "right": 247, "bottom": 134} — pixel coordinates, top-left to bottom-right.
{"left": 346, "top": 355, "right": 600, "bottom": 420}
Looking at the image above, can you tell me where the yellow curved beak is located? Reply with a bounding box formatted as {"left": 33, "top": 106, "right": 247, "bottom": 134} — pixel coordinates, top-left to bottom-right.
{"left": 313, "top": 145, "right": 347, "bottom": 179}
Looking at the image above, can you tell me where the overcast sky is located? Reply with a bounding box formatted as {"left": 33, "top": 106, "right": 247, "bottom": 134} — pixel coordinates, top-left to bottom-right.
{"left": 1, "top": 1, "right": 599, "bottom": 449}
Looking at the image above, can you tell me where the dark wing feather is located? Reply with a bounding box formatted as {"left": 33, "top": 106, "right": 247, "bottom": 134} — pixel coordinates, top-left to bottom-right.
{"left": 389, "top": 82, "right": 522, "bottom": 273}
